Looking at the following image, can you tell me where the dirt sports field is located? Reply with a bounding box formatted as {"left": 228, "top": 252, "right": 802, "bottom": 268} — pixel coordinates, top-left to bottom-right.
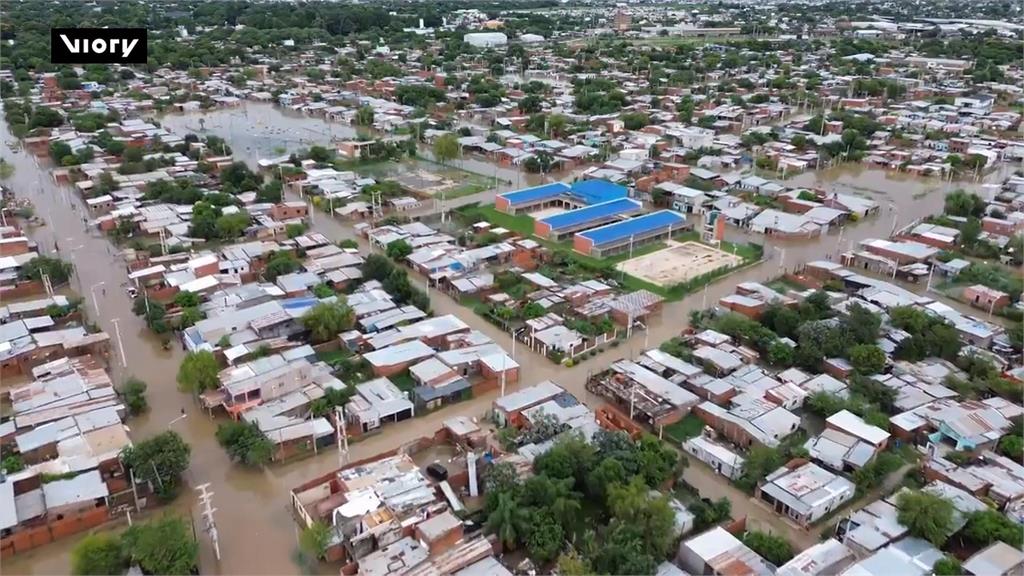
{"left": 616, "top": 241, "right": 742, "bottom": 287}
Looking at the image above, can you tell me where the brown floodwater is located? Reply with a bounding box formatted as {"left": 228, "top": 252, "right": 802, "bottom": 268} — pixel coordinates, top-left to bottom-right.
{"left": 2, "top": 103, "right": 1012, "bottom": 574}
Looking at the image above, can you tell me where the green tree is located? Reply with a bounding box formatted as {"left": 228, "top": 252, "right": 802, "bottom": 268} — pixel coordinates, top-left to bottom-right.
{"left": 285, "top": 222, "right": 307, "bottom": 239}
{"left": 767, "top": 340, "right": 794, "bottom": 367}
{"left": 20, "top": 255, "right": 73, "bottom": 284}
{"left": 177, "top": 350, "right": 220, "bottom": 394}
{"left": 963, "top": 509, "right": 1024, "bottom": 547}
{"left": 123, "top": 377, "right": 148, "bottom": 415}
{"left": 738, "top": 445, "right": 783, "bottom": 492}
{"left": 896, "top": 490, "right": 955, "bottom": 547}
{"left": 556, "top": 550, "right": 593, "bottom": 575}
{"left": 263, "top": 251, "right": 299, "bottom": 281}
{"left": 122, "top": 516, "right": 198, "bottom": 575}
{"left": 385, "top": 239, "right": 413, "bottom": 261}
{"left": 2, "top": 454, "right": 25, "bottom": 473}
{"left": 486, "top": 492, "right": 530, "bottom": 550}
{"left": 849, "top": 344, "right": 886, "bottom": 375}
{"left": 944, "top": 189, "right": 985, "bottom": 218}
{"left": 72, "top": 533, "right": 126, "bottom": 576}
{"left": 173, "top": 291, "right": 200, "bottom": 308}
{"left": 844, "top": 303, "right": 882, "bottom": 344}
{"left": 302, "top": 300, "right": 355, "bottom": 343}
{"left": 215, "top": 211, "right": 250, "bottom": 239}
{"left": 742, "top": 531, "right": 794, "bottom": 566}
{"left": 933, "top": 556, "right": 962, "bottom": 576}
{"left": 120, "top": 431, "right": 191, "bottom": 500}
{"left": 216, "top": 421, "right": 274, "bottom": 466}
{"left": 526, "top": 512, "right": 564, "bottom": 563}
{"left": 355, "top": 105, "right": 374, "bottom": 127}
{"left": 299, "top": 521, "right": 332, "bottom": 560}
{"left": 432, "top": 133, "right": 459, "bottom": 166}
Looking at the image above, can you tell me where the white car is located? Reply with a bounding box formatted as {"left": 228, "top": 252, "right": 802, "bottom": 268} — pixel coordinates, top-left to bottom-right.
{"left": 125, "top": 286, "right": 139, "bottom": 299}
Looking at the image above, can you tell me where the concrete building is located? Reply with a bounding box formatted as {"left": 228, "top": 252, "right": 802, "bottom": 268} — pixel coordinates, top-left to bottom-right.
{"left": 463, "top": 32, "right": 507, "bottom": 48}
{"left": 677, "top": 527, "right": 773, "bottom": 576}
{"left": 757, "top": 462, "right": 855, "bottom": 526}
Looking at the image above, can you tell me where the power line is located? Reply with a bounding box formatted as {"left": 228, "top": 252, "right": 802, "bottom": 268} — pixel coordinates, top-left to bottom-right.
{"left": 195, "top": 483, "right": 221, "bottom": 561}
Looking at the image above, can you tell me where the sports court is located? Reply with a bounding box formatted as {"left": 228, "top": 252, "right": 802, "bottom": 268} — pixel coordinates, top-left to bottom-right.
{"left": 616, "top": 241, "right": 742, "bottom": 287}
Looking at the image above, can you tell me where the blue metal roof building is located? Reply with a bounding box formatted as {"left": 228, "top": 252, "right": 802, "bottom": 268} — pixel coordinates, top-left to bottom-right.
{"left": 535, "top": 198, "right": 644, "bottom": 240}
{"left": 496, "top": 179, "right": 628, "bottom": 214}
{"left": 569, "top": 179, "right": 629, "bottom": 205}
{"left": 574, "top": 210, "right": 690, "bottom": 257}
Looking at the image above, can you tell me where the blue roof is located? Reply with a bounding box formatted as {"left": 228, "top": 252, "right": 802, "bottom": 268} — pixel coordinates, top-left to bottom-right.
{"left": 498, "top": 182, "right": 571, "bottom": 205}
{"left": 569, "top": 179, "right": 629, "bottom": 205}
{"left": 578, "top": 210, "right": 687, "bottom": 247}
{"left": 539, "top": 198, "right": 642, "bottom": 231}
{"left": 282, "top": 297, "right": 319, "bottom": 310}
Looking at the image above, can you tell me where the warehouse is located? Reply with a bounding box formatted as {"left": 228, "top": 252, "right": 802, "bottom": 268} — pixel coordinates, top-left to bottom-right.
{"left": 534, "top": 198, "right": 643, "bottom": 240}
{"left": 495, "top": 179, "right": 627, "bottom": 215}
{"left": 573, "top": 210, "right": 689, "bottom": 258}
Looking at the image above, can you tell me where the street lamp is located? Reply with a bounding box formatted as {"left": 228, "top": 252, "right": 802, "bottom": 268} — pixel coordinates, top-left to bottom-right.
{"left": 90, "top": 281, "right": 105, "bottom": 316}
{"left": 168, "top": 408, "right": 188, "bottom": 429}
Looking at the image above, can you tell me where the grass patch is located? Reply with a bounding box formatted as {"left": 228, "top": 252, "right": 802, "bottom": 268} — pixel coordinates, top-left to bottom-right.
{"left": 664, "top": 414, "right": 704, "bottom": 445}
{"left": 390, "top": 372, "right": 417, "bottom": 393}
{"left": 316, "top": 349, "right": 350, "bottom": 366}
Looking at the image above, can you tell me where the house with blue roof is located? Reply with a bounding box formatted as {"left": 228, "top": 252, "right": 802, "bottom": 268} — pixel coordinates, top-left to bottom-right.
{"left": 574, "top": 210, "right": 690, "bottom": 258}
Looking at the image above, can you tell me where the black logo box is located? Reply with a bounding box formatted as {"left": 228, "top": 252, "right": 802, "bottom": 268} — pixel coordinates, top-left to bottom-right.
{"left": 51, "top": 28, "right": 148, "bottom": 65}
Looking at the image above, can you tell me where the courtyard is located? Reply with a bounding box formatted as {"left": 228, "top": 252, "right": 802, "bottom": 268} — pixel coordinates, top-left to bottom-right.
{"left": 615, "top": 241, "right": 744, "bottom": 288}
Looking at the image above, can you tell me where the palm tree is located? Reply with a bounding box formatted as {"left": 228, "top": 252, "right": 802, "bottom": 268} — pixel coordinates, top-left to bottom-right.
{"left": 486, "top": 492, "right": 530, "bottom": 550}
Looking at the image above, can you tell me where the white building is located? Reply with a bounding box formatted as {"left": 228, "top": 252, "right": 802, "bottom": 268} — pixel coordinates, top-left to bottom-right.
{"left": 682, "top": 436, "right": 745, "bottom": 480}
{"left": 757, "top": 462, "right": 855, "bottom": 526}
{"left": 677, "top": 527, "right": 774, "bottom": 576}
{"left": 463, "top": 32, "right": 508, "bottom": 48}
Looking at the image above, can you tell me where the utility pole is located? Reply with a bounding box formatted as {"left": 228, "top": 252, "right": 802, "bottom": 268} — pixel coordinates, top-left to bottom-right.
{"left": 195, "top": 483, "right": 221, "bottom": 562}
{"left": 335, "top": 405, "right": 349, "bottom": 466}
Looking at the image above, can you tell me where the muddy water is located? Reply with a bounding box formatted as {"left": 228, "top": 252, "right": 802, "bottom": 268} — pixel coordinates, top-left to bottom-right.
{"left": 3, "top": 103, "right": 1012, "bottom": 574}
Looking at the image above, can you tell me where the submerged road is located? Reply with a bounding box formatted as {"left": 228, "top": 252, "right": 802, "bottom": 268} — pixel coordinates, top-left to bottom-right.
{"left": 3, "top": 104, "right": 1010, "bottom": 574}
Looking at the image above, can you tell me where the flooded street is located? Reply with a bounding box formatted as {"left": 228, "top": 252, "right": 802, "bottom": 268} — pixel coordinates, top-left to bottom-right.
{"left": 2, "top": 102, "right": 1013, "bottom": 574}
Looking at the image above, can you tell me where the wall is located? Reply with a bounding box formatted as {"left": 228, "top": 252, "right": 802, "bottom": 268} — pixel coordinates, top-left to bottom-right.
{"left": 0, "top": 505, "right": 110, "bottom": 558}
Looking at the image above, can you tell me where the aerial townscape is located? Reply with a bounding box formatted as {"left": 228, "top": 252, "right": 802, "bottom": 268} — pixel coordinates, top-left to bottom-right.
{"left": 1, "top": 0, "right": 1024, "bottom": 575}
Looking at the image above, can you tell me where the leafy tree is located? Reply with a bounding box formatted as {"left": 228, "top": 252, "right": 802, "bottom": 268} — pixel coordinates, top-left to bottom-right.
{"left": 355, "top": 106, "right": 374, "bottom": 127}
{"left": 767, "top": 340, "right": 794, "bottom": 367}
{"left": 486, "top": 492, "right": 530, "bottom": 550}
{"left": 896, "top": 490, "right": 955, "bottom": 546}
{"left": 591, "top": 523, "right": 657, "bottom": 575}
{"left": 944, "top": 189, "right": 985, "bottom": 218}
{"left": 690, "top": 497, "right": 732, "bottom": 530}
{"left": 933, "top": 556, "right": 962, "bottom": 576}
{"left": 189, "top": 201, "right": 220, "bottom": 239}
{"left": 844, "top": 303, "right": 882, "bottom": 344}
{"left": 299, "top": 521, "right": 331, "bottom": 560}
{"left": 122, "top": 516, "right": 198, "bottom": 575}
{"left": 177, "top": 350, "right": 220, "bottom": 394}
{"left": 123, "top": 377, "right": 148, "bottom": 415}
{"left": 174, "top": 291, "right": 200, "bottom": 308}
{"left": 999, "top": 434, "right": 1023, "bottom": 461}
{"left": 527, "top": 512, "right": 564, "bottom": 563}
{"left": 72, "top": 533, "right": 126, "bottom": 576}
{"left": 310, "top": 386, "right": 355, "bottom": 418}
{"left": 20, "top": 256, "right": 73, "bottom": 284}
{"left": 738, "top": 445, "right": 784, "bottom": 492}
{"left": 178, "top": 306, "right": 203, "bottom": 329}
{"left": 215, "top": 211, "right": 250, "bottom": 239}
{"left": 257, "top": 179, "right": 283, "bottom": 203}
{"left": 386, "top": 239, "right": 413, "bottom": 261}
{"left": 432, "top": 133, "right": 459, "bottom": 166}
{"left": 263, "top": 250, "right": 300, "bottom": 281}
{"left": 302, "top": 300, "right": 355, "bottom": 343}
{"left": 216, "top": 421, "right": 274, "bottom": 466}
{"left": 742, "top": 531, "right": 794, "bottom": 566}
{"left": 962, "top": 509, "right": 1024, "bottom": 547}
{"left": 285, "top": 222, "right": 307, "bottom": 239}
{"left": 556, "top": 550, "right": 593, "bottom": 575}
{"left": 849, "top": 344, "right": 886, "bottom": 375}
{"left": 120, "top": 431, "right": 191, "bottom": 500}
{"left": 2, "top": 454, "right": 25, "bottom": 473}
{"left": 607, "top": 477, "right": 677, "bottom": 556}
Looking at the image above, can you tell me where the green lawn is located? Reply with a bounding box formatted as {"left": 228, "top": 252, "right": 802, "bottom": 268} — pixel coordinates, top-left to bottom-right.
{"left": 390, "top": 372, "right": 417, "bottom": 392}
{"left": 664, "top": 414, "right": 704, "bottom": 445}
{"left": 316, "top": 349, "right": 349, "bottom": 366}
